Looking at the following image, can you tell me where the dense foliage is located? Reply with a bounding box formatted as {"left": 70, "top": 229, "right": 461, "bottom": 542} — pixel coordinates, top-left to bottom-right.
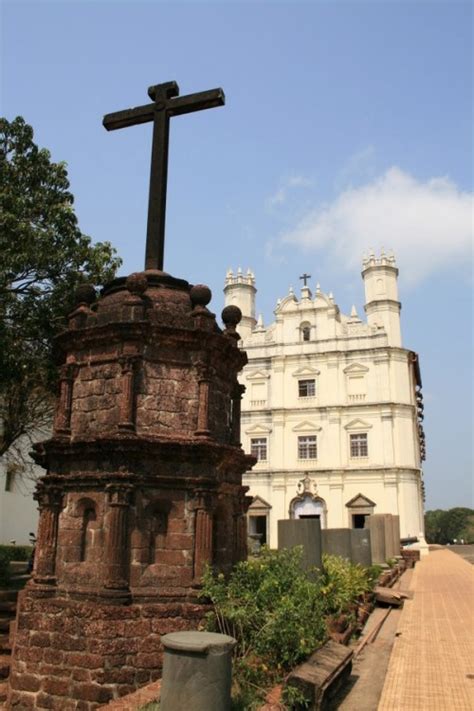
{"left": 425, "top": 508, "right": 474, "bottom": 544}
{"left": 201, "top": 547, "right": 377, "bottom": 709}
{"left": 0, "top": 116, "right": 121, "bottom": 457}
{"left": 0, "top": 544, "right": 33, "bottom": 586}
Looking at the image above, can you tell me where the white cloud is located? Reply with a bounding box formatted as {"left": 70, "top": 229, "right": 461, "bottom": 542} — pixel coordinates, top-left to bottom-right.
{"left": 280, "top": 167, "right": 473, "bottom": 285}
{"left": 266, "top": 174, "right": 313, "bottom": 210}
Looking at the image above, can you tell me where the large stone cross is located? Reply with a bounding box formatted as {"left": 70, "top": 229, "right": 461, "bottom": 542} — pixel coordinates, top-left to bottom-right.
{"left": 299, "top": 273, "right": 311, "bottom": 287}
{"left": 103, "top": 81, "right": 225, "bottom": 271}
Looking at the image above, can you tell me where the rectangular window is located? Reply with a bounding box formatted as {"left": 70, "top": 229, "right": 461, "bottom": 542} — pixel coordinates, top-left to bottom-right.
{"left": 298, "top": 379, "right": 315, "bottom": 397}
{"left": 298, "top": 435, "right": 317, "bottom": 459}
{"left": 251, "top": 437, "right": 268, "bottom": 461}
{"left": 350, "top": 433, "right": 368, "bottom": 457}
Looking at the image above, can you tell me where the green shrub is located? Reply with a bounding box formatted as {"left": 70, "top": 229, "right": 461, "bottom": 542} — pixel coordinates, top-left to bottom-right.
{"left": 201, "top": 547, "right": 327, "bottom": 707}
{"left": 0, "top": 545, "right": 33, "bottom": 587}
{"left": 320, "top": 554, "right": 375, "bottom": 617}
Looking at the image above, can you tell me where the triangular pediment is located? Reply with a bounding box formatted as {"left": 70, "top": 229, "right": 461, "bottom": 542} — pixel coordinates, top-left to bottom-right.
{"left": 292, "top": 366, "right": 320, "bottom": 377}
{"left": 246, "top": 369, "right": 270, "bottom": 381}
{"left": 343, "top": 363, "right": 369, "bottom": 374}
{"left": 345, "top": 493, "right": 376, "bottom": 508}
{"left": 249, "top": 495, "right": 272, "bottom": 510}
{"left": 344, "top": 418, "right": 372, "bottom": 431}
{"left": 245, "top": 423, "right": 272, "bottom": 434}
{"left": 292, "top": 420, "right": 322, "bottom": 432}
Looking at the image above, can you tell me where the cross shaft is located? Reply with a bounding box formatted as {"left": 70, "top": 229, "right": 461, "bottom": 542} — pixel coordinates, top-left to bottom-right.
{"left": 299, "top": 273, "right": 312, "bottom": 287}
{"left": 103, "top": 81, "right": 225, "bottom": 271}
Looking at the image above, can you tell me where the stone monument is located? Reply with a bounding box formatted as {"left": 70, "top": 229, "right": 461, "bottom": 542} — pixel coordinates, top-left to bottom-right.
{"left": 8, "top": 81, "right": 254, "bottom": 710}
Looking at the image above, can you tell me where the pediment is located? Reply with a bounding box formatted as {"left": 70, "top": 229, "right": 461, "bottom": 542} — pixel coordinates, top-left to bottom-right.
{"left": 344, "top": 418, "right": 372, "bottom": 431}
{"left": 292, "top": 420, "right": 322, "bottom": 432}
{"left": 292, "top": 366, "right": 320, "bottom": 377}
{"left": 343, "top": 363, "right": 369, "bottom": 374}
{"left": 245, "top": 423, "right": 272, "bottom": 434}
{"left": 314, "top": 293, "right": 330, "bottom": 308}
{"left": 249, "top": 495, "right": 272, "bottom": 510}
{"left": 246, "top": 369, "right": 270, "bottom": 381}
{"left": 345, "top": 493, "right": 376, "bottom": 508}
{"left": 278, "top": 294, "right": 298, "bottom": 312}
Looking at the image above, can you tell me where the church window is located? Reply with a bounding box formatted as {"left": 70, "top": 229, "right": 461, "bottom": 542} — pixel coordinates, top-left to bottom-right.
{"left": 298, "top": 379, "right": 315, "bottom": 397}
{"left": 350, "top": 433, "right": 368, "bottom": 458}
{"left": 5, "top": 470, "right": 15, "bottom": 492}
{"left": 298, "top": 435, "right": 317, "bottom": 459}
{"left": 251, "top": 437, "right": 267, "bottom": 461}
{"left": 302, "top": 326, "right": 310, "bottom": 341}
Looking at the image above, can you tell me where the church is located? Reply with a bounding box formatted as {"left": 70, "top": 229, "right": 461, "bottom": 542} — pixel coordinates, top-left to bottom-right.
{"left": 224, "top": 252, "right": 426, "bottom": 548}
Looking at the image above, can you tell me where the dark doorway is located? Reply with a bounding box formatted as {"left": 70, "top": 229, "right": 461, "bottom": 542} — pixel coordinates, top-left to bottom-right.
{"left": 352, "top": 514, "right": 368, "bottom": 529}
{"left": 249, "top": 515, "right": 267, "bottom": 545}
{"left": 300, "top": 514, "right": 321, "bottom": 520}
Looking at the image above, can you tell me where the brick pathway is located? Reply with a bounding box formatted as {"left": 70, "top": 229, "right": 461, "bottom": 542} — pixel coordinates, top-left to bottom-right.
{"left": 378, "top": 548, "right": 474, "bottom": 711}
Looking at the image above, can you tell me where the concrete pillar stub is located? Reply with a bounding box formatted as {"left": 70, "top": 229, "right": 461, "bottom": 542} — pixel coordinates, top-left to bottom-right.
{"left": 160, "top": 631, "right": 236, "bottom": 711}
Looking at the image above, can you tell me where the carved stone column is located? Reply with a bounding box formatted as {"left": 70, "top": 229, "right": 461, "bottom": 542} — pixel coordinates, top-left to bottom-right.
{"left": 193, "top": 493, "right": 214, "bottom": 580}
{"left": 33, "top": 486, "right": 63, "bottom": 585}
{"left": 104, "top": 484, "right": 134, "bottom": 590}
{"left": 118, "top": 356, "right": 139, "bottom": 431}
{"left": 195, "top": 363, "right": 213, "bottom": 438}
{"left": 231, "top": 384, "right": 245, "bottom": 446}
{"left": 54, "top": 362, "right": 78, "bottom": 435}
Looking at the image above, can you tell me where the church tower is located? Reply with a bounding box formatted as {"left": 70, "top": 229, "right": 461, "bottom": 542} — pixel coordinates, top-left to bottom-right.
{"left": 362, "top": 250, "right": 402, "bottom": 347}
{"left": 224, "top": 268, "right": 257, "bottom": 340}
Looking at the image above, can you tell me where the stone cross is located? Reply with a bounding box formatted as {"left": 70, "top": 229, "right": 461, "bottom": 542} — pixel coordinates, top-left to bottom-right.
{"left": 299, "top": 273, "right": 311, "bottom": 287}
{"left": 103, "top": 81, "right": 225, "bottom": 271}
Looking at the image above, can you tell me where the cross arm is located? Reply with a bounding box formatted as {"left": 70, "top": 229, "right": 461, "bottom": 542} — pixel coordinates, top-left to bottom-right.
{"left": 103, "top": 103, "right": 155, "bottom": 131}
{"left": 168, "top": 88, "right": 225, "bottom": 117}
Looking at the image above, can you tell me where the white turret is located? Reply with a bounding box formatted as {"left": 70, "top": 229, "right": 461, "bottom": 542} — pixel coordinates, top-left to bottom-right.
{"left": 223, "top": 267, "right": 257, "bottom": 340}
{"left": 362, "top": 250, "right": 402, "bottom": 346}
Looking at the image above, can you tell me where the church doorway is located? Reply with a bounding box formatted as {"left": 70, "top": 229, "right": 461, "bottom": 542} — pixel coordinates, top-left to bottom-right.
{"left": 291, "top": 496, "right": 327, "bottom": 528}
{"left": 352, "top": 513, "right": 368, "bottom": 529}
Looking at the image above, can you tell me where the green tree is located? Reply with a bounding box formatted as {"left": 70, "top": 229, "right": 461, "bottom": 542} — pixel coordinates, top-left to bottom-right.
{"left": 0, "top": 116, "right": 121, "bottom": 458}
{"left": 425, "top": 507, "right": 474, "bottom": 544}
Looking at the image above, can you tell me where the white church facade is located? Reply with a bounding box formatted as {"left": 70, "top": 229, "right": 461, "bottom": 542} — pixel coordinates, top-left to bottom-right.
{"left": 224, "top": 252, "right": 426, "bottom": 548}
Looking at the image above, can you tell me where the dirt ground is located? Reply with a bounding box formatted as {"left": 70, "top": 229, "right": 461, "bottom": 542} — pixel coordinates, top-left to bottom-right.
{"left": 448, "top": 544, "right": 474, "bottom": 565}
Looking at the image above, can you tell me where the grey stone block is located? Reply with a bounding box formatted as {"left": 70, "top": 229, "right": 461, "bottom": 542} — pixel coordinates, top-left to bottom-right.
{"left": 278, "top": 518, "right": 322, "bottom": 576}
{"left": 391, "top": 515, "right": 401, "bottom": 557}
{"left": 322, "top": 528, "right": 352, "bottom": 561}
{"left": 160, "top": 631, "right": 236, "bottom": 711}
{"left": 350, "top": 528, "right": 372, "bottom": 567}
{"left": 368, "top": 514, "right": 387, "bottom": 564}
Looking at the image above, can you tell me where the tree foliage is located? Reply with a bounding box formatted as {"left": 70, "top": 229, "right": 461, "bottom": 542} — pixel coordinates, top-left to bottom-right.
{"left": 425, "top": 507, "right": 474, "bottom": 544}
{"left": 0, "top": 116, "right": 121, "bottom": 457}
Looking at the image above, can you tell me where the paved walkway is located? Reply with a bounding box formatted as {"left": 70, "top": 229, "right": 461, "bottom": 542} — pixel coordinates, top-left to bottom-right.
{"left": 378, "top": 548, "right": 474, "bottom": 711}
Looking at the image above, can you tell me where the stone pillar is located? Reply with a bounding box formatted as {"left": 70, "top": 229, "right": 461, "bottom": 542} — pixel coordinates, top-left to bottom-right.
{"left": 54, "top": 362, "right": 78, "bottom": 434}
{"left": 278, "top": 518, "right": 322, "bottom": 577}
{"left": 368, "top": 514, "right": 387, "bottom": 565}
{"left": 118, "top": 356, "right": 138, "bottom": 430}
{"left": 231, "top": 384, "right": 245, "bottom": 446}
{"left": 321, "top": 528, "right": 352, "bottom": 560}
{"left": 104, "top": 483, "right": 133, "bottom": 591}
{"left": 160, "top": 631, "right": 236, "bottom": 711}
{"left": 194, "top": 505, "right": 213, "bottom": 580}
{"left": 195, "top": 364, "right": 212, "bottom": 437}
{"left": 33, "top": 486, "right": 63, "bottom": 585}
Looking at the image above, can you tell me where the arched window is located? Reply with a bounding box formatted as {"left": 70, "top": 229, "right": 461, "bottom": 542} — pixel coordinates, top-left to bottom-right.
{"left": 300, "top": 322, "right": 312, "bottom": 342}
{"left": 146, "top": 501, "right": 171, "bottom": 565}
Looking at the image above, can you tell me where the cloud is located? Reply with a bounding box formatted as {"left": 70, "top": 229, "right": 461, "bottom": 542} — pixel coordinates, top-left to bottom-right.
{"left": 280, "top": 167, "right": 473, "bottom": 285}
{"left": 266, "top": 174, "right": 313, "bottom": 210}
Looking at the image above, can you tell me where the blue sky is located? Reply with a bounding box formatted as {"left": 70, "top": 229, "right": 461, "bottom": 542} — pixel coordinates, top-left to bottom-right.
{"left": 1, "top": 0, "right": 472, "bottom": 510}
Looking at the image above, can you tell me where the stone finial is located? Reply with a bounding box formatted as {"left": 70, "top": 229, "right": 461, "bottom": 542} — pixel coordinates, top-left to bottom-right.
{"left": 350, "top": 305, "right": 358, "bottom": 318}
{"left": 190, "top": 284, "right": 212, "bottom": 309}
{"left": 74, "top": 283, "right": 96, "bottom": 306}
{"left": 221, "top": 305, "right": 242, "bottom": 344}
{"left": 316, "top": 283, "right": 321, "bottom": 294}
{"left": 126, "top": 272, "right": 148, "bottom": 296}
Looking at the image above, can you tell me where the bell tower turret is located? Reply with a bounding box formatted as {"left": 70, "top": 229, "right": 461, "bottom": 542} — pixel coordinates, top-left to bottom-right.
{"left": 362, "top": 250, "right": 402, "bottom": 347}
{"left": 224, "top": 267, "right": 257, "bottom": 340}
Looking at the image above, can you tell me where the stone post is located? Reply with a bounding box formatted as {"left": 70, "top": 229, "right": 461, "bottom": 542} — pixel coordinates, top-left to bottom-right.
{"left": 104, "top": 484, "right": 133, "bottom": 591}
{"left": 118, "top": 356, "right": 139, "bottom": 431}
{"left": 160, "top": 631, "right": 236, "bottom": 711}
{"left": 33, "top": 486, "right": 63, "bottom": 585}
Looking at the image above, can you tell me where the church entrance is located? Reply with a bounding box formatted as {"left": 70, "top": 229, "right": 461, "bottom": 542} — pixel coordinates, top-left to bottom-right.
{"left": 292, "top": 496, "right": 327, "bottom": 528}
